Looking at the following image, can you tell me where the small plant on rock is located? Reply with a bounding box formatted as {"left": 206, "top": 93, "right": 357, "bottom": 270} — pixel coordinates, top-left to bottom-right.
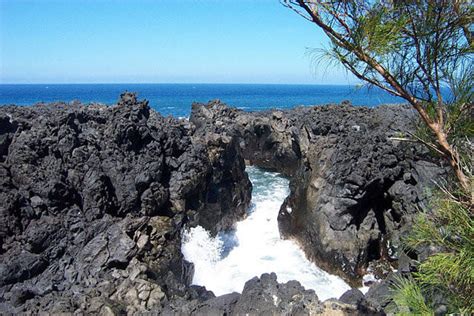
{"left": 390, "top": 186, "right": 473, "bottom": 314}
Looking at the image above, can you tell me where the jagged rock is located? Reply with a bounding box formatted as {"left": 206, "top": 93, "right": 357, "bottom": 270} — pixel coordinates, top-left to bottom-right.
{"left": 191, "top": 101, "right": 302, "bottom": 177}
{"left": 339, "top": 288, "right": 365, "bottom": 306}
{"left": 0, "top": 93, "right": 251, "bottom": 313}
{"left": 362, "top": 273, "right": 399, "bottom": 313}
{"left": 1, "top": 94, "right": 448, "bottom": 315}
{"left": 162, "top": 273, "right": 332, "bottom": 315}
{"left": 232, "top": 273, "right": 321, "bottom": 315}
{"left": 191, "top": 100, "right": 446, "bottom": 286}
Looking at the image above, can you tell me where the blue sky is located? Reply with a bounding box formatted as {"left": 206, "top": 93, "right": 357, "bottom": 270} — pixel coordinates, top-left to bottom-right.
{"left": 0, "top": 0, "right": 355, "bottom": 84}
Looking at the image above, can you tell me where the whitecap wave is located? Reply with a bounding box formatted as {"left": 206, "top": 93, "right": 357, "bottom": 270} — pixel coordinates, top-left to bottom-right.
{"left": 181, "top": 166, "right": 351, "bottom": 300}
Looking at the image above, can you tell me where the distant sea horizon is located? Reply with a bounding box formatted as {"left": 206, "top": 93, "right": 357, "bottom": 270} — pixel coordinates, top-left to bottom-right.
{"left": 0, "top": 83, "right": 405, "bottom": 118}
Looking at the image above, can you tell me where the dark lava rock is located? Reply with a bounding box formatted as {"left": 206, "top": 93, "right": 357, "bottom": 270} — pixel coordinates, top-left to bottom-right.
{"left": 362, "top": 273, "right": 399, "bottom": 313}
{"left": 232, "top": 273, "right": 320, "bottom": 315}
{"left": 340, "top": 288, "right": 365, "bottom": 306}
{"left": 191, "top": 100, "right": 447, "bottom": 287}
{"left": 0, "top": 94, "right": 448, "bottom": 315}
{"left": 0, "top": 93, "right": 251, "bottom": 314}
{"left": 161, "top": 273, "right": 361, "bottom": 315}
{"left": 191, "top": 101, "right": 302, "bottom": 177}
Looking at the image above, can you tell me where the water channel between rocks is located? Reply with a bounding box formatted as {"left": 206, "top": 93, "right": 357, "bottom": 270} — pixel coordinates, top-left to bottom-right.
{"left": 181, "top": 166, "right": 351, "bottom": 301}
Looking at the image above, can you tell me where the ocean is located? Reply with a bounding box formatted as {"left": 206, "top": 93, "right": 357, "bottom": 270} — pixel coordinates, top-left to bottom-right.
{"left": 182, "top": 166, "right": 351, "bottom": 299}
{"left": 1, "top": 83, "right": 391, "bottom": 297}
{"left": 0, "top": 84, "right": 404, "bottom": 117}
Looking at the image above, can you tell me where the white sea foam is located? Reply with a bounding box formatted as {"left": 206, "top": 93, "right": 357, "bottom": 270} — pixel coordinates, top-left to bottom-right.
{"left": 181, "top": 166, "right": 351, "bottom": 300}
{"left": 360, "top": 273, "right": 377, "bottom": 294}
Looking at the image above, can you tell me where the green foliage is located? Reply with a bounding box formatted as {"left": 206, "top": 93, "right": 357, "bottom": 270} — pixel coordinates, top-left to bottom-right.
{"left": 445, "top": 60, "right": 474, "bottom": 141}
{"left": 309, "top": 0, "right": 473, "bottom": 104}
{"left": 284, "top": 1, "right": 473, "bottom": 187}
{"left": 355, "top": 4, "right": 407, "bottom": 56}
{"left": 418, "top": 252, "right": 474, "bottom": 309}
{"left": 392, "top": 190, "right": 474, "bottom": 314}
{"left": 283, "top": 1, "right": 474, "bottom": 313}
{"left": 389, "top": 276, "right": 433, "bottom": 315}
{"left": 404, "top": 192, "right": 473, "bottom": 251}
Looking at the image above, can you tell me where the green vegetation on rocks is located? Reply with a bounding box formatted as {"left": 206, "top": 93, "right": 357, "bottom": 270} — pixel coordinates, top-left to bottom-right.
{"left": 391, "top": 188, "right": 473, "bottom": 314}
{"left": 284, "top": 1, "right": 473, "bottom": 313}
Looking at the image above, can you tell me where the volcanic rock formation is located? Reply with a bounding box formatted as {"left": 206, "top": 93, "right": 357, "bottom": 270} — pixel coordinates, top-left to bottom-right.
{"left": 0, "top": 94, "right": 446, "bottom": 314}
{"left": 190, "top": 100, "right": 446, "bottom": 287}
{"left": 0, "top": 93, "right": 251, "bottom": 314}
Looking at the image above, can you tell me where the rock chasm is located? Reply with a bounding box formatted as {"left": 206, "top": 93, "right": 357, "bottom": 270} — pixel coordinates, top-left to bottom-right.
{"left": 0, "top": 93, "right": 446, "bottom": 314}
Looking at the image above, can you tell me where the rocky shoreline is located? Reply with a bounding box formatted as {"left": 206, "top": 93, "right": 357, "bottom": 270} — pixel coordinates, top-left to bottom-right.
{"left": 0, "top": 93, "right": 446, "bottom": 314}
{"left": 191, "top": 100, "right": 447, "bottom": 287}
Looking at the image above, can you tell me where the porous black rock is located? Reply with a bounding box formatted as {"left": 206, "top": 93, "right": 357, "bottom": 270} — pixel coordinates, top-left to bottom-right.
{"left": 191, "top": 100, "right": 302, "bottom": 177}
{"left": 191, "top": 100, "right": 447, "bottom": 287}
{"left": 161, "top": 273, "right": 361, "bottom": 315}
{"left": 340, "top": 288, "right": 365, "bottom": 306}
{"left": 0, "top": 94, "right": 448, "bottom": 315}
{"left": 0, "top": 93, "right": 251, "bottom": 314}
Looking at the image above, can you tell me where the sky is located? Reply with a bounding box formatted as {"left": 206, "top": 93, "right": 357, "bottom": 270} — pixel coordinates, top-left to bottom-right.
{"left": 0, "top": 0, "right": 356, "bottom": 84}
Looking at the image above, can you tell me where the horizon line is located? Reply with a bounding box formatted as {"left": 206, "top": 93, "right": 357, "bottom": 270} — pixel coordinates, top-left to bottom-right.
{"left": 0, "top": 82, "right": 363, "bottom": 86}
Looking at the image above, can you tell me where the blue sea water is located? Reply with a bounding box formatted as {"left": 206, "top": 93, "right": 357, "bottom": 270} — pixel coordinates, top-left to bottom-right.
{"left": 0, "top": 84, "right": 404, "bottom": 117}
{"left": 0, "top": 85, "right": 400, "bottom": 295}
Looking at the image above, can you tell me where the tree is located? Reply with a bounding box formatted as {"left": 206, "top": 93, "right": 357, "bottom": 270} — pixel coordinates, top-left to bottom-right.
{"left": 282, "top": 0, "right": 473, "bottom": 195}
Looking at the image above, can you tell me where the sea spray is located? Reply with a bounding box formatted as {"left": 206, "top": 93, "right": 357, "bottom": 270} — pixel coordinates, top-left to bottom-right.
{"left": 181, "top": 166, "right": 351, "bottom": 300}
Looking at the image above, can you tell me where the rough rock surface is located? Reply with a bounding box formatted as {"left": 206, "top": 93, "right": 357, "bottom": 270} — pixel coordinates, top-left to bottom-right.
{"left": 161, "top": 273, "right": 362, "bottom": 315}
{"left": 0, "top": 93, "right": 251, "bottom": 314}
{"left": 191, "top": 101, "right": 302, "bottom": 177}
{"left": 191, "top": 100, "right": 446, "bottom": 286}
{"left": 0, "top": 94, "right": 447, "bottom": 315}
